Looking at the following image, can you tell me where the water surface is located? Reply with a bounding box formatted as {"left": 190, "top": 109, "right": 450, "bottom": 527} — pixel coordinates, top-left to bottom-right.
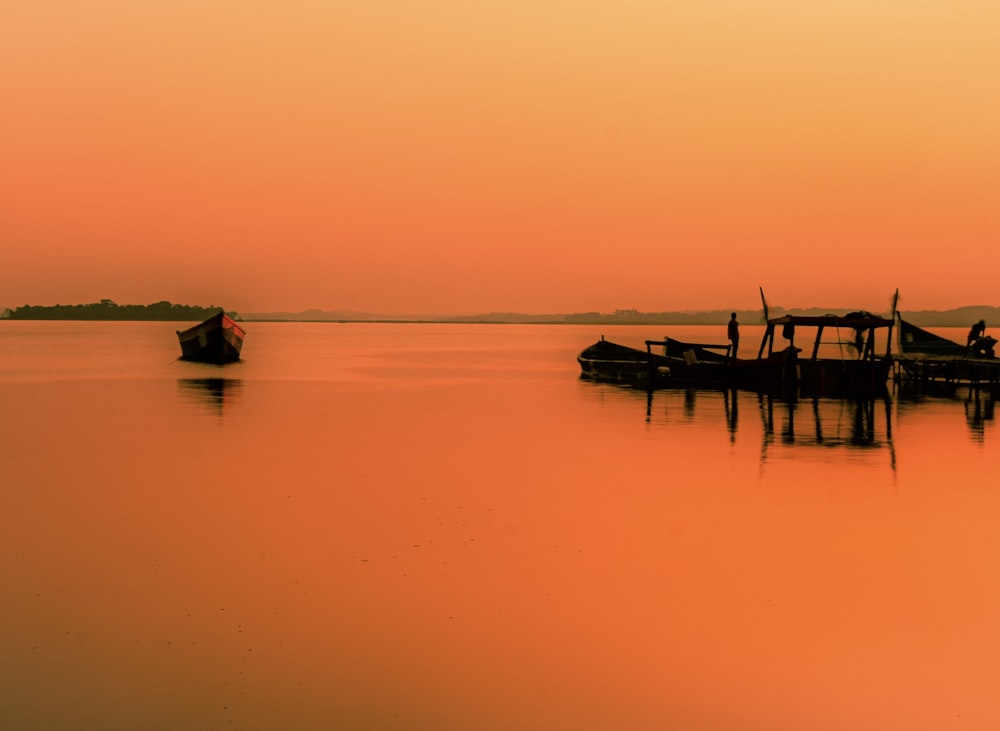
{"left": 2, "top": 322, "right": 998, "bottom": 730}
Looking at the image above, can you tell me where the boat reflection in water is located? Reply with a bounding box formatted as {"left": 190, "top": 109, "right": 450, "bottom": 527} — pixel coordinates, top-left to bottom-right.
{"left": 640, "top": 386, "right": 896, "bottom": 472}
{"left": 896, "top": 382, "right": 998, "bottom": 444}
{"left": 177, "top": 377, "right": 242, "bottom": 417}
{"left": 757, "top": 393, "right": 895, "bottom": 471}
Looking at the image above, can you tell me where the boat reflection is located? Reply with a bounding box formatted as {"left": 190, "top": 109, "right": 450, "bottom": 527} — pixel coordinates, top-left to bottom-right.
{"left": 640, "top": 386, "right": 896, "bottom": 471}
{"left": 964, "top": 389, "right": 995, "bottom": 443}
{"left": 759, "top": 394, "right": 891, "bottom": 447}
{"left": 758, "top": 394, "right": 895, "bottom": 471}
{"left": 177, "top": 377, "right": 242, "bottom": 417}
{"left": 896, "top": 384, "right": 998, "bottom": 444}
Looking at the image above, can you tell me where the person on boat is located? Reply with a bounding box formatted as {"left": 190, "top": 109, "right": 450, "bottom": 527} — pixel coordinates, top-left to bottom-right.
{"left": 967, "top": 319, "right": 987, "bottom": 350}
{"left": 727, "top": 312, "right": 740, "bottom": 358}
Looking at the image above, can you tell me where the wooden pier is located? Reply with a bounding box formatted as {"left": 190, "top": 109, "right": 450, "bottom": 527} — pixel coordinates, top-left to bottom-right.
{"left": 893, "top": 354, "right": 1000, "bottom": 393}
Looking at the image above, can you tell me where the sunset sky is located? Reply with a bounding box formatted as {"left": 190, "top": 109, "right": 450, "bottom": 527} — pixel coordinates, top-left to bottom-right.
{"left": 3, "top": 1, "right": 998, "bottom": 315}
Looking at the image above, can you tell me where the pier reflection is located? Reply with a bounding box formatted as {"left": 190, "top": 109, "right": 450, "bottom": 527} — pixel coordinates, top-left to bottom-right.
{"left": 758, "top": 394, "right": 896, "bottom": 472}
{"left": 895, "top": 384, "right": 998, "bottom": 444}
{"left": 177, "top": 377, "right": 242, "bottom": 417}
{"left": 964, "top": 389, "right": 995, "bottom": 443}
{"left": 641, "top": 386, "right": 896, "bottom": 471}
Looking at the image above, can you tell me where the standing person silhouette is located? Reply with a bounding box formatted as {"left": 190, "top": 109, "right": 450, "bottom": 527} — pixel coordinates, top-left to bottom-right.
{"left": 727, "top": 312, "right": 740, "bottom": 358}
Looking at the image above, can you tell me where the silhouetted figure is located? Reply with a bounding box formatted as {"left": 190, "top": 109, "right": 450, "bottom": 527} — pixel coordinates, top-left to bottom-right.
{"left": 967, "top": 319, "right": 986, "bottom": 349}
{"left": 966, "top": 320, "right": 997, "bottom": 358}
{"left": 727, "top": 312, "right": 740, "bottom": 358}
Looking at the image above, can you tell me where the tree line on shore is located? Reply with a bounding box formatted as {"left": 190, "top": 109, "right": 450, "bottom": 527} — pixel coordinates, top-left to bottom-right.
{"left": 1, "top": 300, "right": 238, "bottom": 321}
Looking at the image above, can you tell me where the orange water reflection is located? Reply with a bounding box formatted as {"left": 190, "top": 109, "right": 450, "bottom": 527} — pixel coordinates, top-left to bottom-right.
{"left": 178, "top": 377, "right": 243, "bottom": 418}
{"left": 3, "top": 371, "right": 1000, "bottom": 730}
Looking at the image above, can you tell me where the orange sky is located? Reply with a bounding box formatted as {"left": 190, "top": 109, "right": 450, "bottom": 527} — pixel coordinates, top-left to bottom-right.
{"left": 2, "top": 1, "right": 998, "bottom": 315}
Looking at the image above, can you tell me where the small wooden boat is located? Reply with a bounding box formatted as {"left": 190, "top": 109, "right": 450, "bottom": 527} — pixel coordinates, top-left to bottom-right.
{"left": 896, "top": 317, "right": 968, "bottom": 357}
{"left": 176, "top": 310, "right": 245, "bottom": 364}
{"left": 577, "top": 336, "right": 734, "bottom": 388}
{"left": 745, "top": 312, "right": 896, "bottom": 397}
{"left": 893, "top": 315, "right": 999, "bottom": 391}
{"left": 576, "top": 337, "right": 674, "bottom": 387}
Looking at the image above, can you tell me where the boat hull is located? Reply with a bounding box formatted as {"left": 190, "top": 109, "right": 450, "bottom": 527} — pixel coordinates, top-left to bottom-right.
{"left": 726, "top": 350, "right": 892, "bottom": 397}
{"left": 577, "top": 338, "right": 734, "bottom": 389}
{"left": 176, "top": 311, "right": 245, "bottom": 364}
{"left": 577, "top": 339, "right": 672, "bottom": 387}
{"left": 578, "top": 338, "right": 892, "bottom": 396}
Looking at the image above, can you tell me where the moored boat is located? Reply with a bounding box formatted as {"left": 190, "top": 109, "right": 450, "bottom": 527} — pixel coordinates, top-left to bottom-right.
{"left": 744, "top": 312, "right": 896, "bottom": 397}
{"left": 577, "top": 310, "right": 896, "bottom": 397}
{"left": 893, "top": 314, "right": 999, "bottom": 391}
{"left": 896, "top": 317, "right": 969, "bottom": 357}
{"left": 176, "top": 309, "right": 246, "bottom": 364}
{"left": 576, "top": 337, "right": 673, "bottom": 387}
{"left": 577, "top": 335, "right": 734, "bottom": 388}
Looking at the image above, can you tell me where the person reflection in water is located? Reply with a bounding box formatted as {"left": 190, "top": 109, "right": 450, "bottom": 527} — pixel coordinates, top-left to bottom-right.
{"left": 727, "top": 312, "right": 740, "bottom": 358}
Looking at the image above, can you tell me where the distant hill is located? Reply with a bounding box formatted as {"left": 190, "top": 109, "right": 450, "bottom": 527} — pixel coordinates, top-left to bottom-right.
{"left": 241, "top": 308, "right": 569, "bottom": 323}
{"left": 899, "top": 306, "right": 1000, "bottom": 327}
{"left": 5, "top": 301, "right": 1000, "bottom": 327}
{"left": 241, "top": 306, "right": 1000, "bottom": 327}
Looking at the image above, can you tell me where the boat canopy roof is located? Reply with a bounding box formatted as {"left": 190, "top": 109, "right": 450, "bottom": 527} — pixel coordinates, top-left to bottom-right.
{"left": 766, "top": 313, "right": 894, "bottom": 329}
{"left": 895, "top": 316, "right": 967, "bottom": 356}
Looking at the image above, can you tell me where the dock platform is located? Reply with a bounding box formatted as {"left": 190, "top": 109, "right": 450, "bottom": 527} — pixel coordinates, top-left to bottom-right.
{"left": 893, "top": 355, "right": 1000, "bottom": 392}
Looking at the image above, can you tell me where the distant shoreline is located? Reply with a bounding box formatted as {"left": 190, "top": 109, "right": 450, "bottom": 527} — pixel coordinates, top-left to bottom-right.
{"left": 5, "top": 299, "right": 1000, "bottom": 328}
{"left": 4, "top": 304, "right": 1000, "bottom": 328}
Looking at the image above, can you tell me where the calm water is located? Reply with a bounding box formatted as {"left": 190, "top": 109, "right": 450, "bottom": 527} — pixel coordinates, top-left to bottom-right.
{"left": 2, "top": 322, "right": 999, "bottom": 730}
